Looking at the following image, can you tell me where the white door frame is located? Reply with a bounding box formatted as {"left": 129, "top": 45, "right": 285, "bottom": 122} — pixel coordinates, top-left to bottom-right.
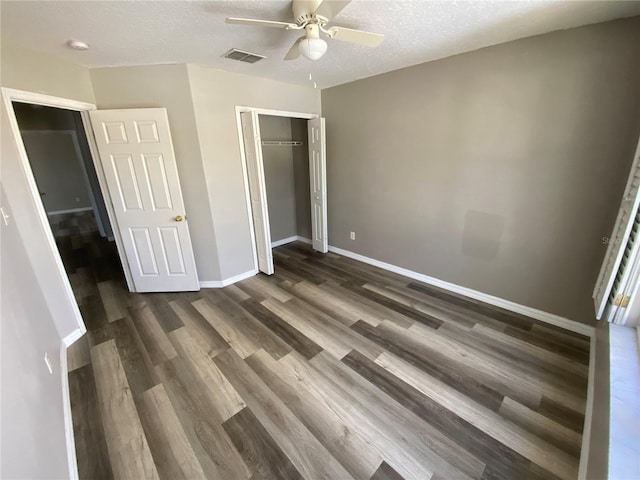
{"left": 234, "top": 106, "right": 318, "bottom": 272}
{"left": 1, "top": 88, "right": 135, "bottom": 327}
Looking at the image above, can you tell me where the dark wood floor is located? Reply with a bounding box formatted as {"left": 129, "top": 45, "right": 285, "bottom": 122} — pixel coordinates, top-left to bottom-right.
{"left": 63, "top": 225, "right": 589, "bottom": 480}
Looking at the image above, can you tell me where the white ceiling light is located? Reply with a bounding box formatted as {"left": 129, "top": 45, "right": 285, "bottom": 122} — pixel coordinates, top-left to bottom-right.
{"left": 67, "top": 40, "right": 89, "bottom": 50}
{"left": 299, "top": 37, "right": 327, "bottom": 60}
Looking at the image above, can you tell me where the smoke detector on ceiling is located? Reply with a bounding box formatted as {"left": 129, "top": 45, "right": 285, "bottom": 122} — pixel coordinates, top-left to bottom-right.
{"left": 67, "top": 40, "right": 89, "bottom": 50}
{"left": 222, "top": 48, "right": 266, "bottom": 63}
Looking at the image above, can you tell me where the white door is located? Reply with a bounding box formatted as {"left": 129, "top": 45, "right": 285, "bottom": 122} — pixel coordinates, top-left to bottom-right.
{"left": 89, "top": 108, "right": 200, "bottom": 292}
{"left": 241, "top": 111, "right": 274, "bottom": 275}
{"left": 308, "top": 117, "right": 328, "bottom": 253}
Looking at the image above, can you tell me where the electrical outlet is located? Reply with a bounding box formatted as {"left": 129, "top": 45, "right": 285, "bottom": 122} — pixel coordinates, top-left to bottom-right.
{"left": 350, "top": 232, "right": 356, "bottom": 240}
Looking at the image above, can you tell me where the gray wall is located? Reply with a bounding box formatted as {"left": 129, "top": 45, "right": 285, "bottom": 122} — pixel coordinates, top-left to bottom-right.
{"left": 90, "top": 64, "right": 222, "bottom": 281}
{"left": 1, "top": 39, "right": 96, "bottom": 479}
{"left": 322, "top": 16, "right": 640, "bottom": 323}
{"left": 19, "top": 129, "right": 92, "bottom": 213}
{"left": 260, "top": 115, "right": 312, "bottom": 243}
{"left": 187, "top": 64, "right": 320, "bottom": 279}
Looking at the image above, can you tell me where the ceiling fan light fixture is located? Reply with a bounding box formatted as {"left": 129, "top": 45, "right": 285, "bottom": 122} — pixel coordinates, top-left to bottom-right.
{"left": 298, "top": 37, "right": 327, "bottom": 60}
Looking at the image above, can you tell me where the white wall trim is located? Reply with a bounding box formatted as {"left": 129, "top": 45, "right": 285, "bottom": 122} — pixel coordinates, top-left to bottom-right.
{"left": 60, "top": 343, "right": 79, "bottom": 480}
{"left": 2, "top": 88, "right": 96, "bottom": 112}
{"left": 199, "top": 269, "right": 258, "bottom": 288}
{"left": 1, "top": 88, "right": 89, "bottom": 338}
{"left": 328, "top": 244, "right": 596, "bottom": 337}
{"left": 234, "top": 105, "right": 319, "bottom": 274}
{"left": 47, "top": 207, "right": 94, "bottom": 216}
{"left": 271, "top": 235, "right": 312, "bottom": 248}
{"left": 62, "top": 327, "right": 86, "bottom": 348}
{"left": 578, "top": 332, "right": 597, "bottom": 480}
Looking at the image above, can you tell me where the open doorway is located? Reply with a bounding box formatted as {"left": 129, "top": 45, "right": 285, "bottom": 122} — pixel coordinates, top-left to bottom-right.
{"left": 238, "top": 108, "right": 327, "bottom": 276}
{"left": 11, "top": 102, "right": 127, "bottom": 307}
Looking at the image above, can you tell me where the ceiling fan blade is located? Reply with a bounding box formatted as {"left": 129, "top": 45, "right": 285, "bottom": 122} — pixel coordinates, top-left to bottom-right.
{"left": 284, "top": 37, "right": 304, "bottom": 60}
{"left": 226, "top": 17, "right": 298, "bottom": 29}
{"left": 313, "top": 0, "right": 352, "bottom": 21}
{"left": 327, "top": 26, "right": 384, "bottom": 47}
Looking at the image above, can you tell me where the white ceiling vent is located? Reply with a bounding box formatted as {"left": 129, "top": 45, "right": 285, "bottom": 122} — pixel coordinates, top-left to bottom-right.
{"left": 222, "top": 48, "right": 266, "bottom": 63}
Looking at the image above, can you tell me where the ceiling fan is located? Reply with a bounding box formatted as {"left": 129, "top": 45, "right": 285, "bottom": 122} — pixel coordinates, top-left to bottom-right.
{"left": 226, "top": 0, "right": 384, "bottom": 61}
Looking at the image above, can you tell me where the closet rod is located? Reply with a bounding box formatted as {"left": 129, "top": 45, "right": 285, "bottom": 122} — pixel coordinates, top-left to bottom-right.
{"left": 261, "top": 140, "right": 304, "bottom": 146}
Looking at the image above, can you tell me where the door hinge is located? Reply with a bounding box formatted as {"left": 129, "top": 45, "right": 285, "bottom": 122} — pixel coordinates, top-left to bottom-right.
{"left": 614, "top": 294, "right": 631, "bottom": 308}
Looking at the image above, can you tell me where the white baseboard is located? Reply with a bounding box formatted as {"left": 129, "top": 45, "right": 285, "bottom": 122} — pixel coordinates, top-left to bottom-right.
{"left": 271, "top": 235, "right": 312, "bottom": 248}
{"left": 47, "top": 207, "right": 93, "bottom": 216}
{"left": 60, "top": 343, "right": 79, "bottom": 480}
{"left": 271, "top": 236, "right": 299, "bottom": 248}
{"left": 578, "top": 336, "right": 597, "bottom": 480}
{"left": 328, "top": 244, "right": 595, "bottom": 337}
{"left": 62, "top": 326, "right": 86, "bottom": 348}
{"left": 199, "top": 269, "right": 258, "bottom": 289}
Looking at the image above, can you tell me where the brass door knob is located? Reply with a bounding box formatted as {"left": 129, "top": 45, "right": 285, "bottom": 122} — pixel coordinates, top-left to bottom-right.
{"left": 174, "top": 215, "right": 184, "bottom": 222}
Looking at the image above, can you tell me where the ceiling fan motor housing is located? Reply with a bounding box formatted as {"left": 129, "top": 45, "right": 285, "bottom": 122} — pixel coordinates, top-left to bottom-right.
{"left": 293, "top": 0, "right": 323, "bottom": 25}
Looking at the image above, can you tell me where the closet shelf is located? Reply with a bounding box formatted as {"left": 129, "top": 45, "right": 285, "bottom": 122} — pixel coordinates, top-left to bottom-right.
{"left": 261, "top": 140, "right": 304, "bottom": 146}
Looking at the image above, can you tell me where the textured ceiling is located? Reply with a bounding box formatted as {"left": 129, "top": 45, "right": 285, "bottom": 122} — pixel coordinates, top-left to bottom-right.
{"left": 2, "top": 1, "right": 640, "bottom": 88}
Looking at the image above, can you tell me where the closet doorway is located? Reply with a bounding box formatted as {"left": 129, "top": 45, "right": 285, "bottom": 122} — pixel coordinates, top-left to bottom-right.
{"left": 237, "top": 107, "right": 327, "bottom": 275}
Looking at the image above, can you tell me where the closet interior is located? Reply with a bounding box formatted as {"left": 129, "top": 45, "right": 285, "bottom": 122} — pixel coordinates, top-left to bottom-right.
{"left": 258, "top": 114, "right": 312, "bottom": 247}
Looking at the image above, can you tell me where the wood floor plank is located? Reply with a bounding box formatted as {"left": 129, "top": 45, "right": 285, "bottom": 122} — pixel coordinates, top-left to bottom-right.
{"left": 110, "top": 317, "right": 158, "bottom": 397}
{"left": 144, "top": 293, "right": 185, "bottom": 333}
{"left": 352, "top": 320, "right": 505, "bottom": 411}
{"left": 192, "top": 298, "right": 261, "bottom": 359}
{"left": 276, "top": 350, "right": 473, "bottom": 480}
{"left": 363, "top": 283, "right": 476, "bottom": 330}
{"left": 91, "top": 340, "right": 159, "bottom": 480}
{"left": 311, "top": 350, "right": 486, "bottom": 480}
{"left": 69, "top": 365, "right": 114, "bottom": 480}
{"left": 261, "top": 297, "right": 354, "bottom": 359}
{"left": 240, "top": 298, "right": 324, "bottom": 360}
{"left": 214, "top": 297, "right": 293, "bottom": 360}
{"left": 214, "top": 349, "right": 355, "bottom": 480}
{"left": 340, "top": 281, "right": 444, "bottom": 329}
{"left": 439, "top": 322, "right": 587, "bottom": 398}
{"left": 242, "top": 274, "right": 293, "bottom": 303}
{"left": 138, "top": 384, "right": 207, "bottom": 480}
{"left": 499, "top": 397, "right": 582, "bottom": 457}
{"left": 406, "top": 282, "right": 534, "bottom": 332}
{"left": 536, "top": 397, "right": 586, "bottom": 434}
{"left": 469, "top": 323, "right": 589, "bottom": 378}
{"left": 283, "top": 280, "right": 365, "bottom": 326}
{"left": 168, "top": 299, "right": 229, "bottom": 358}
{"left": 223, "top": 407, "right": 303, "bottom": 480}
{"left": 130, "top": 304, "right": 178, "bottom": 366}
{"left": 67, "top": 333, "right": 91, "bottom": 372}
{"left": 168, "top": 327, "right": 246, "bottom": 421}
{"left": 283, "top": 297, "right": 385, "bottom": 361}
{"left": 408, "top": 321, "right": 587, "bottom": 413}
{"left": 375, "top": 351, "right": 579, "bottom": 480}
{"left": 65, "top": 234, "right": 588, "bottom": 480}
{"left": 154, "top": 356, "right": 251, "bottom": 480}
{"left": 246, "top": 349, "right": 384, "bottom": 480}
{"left": 97, "top": 280, "right": 127, "bottom": 322}
{"left": 341, "top": 350, "right": 560, "bottom": 480}
{"left": 370, "top": 462, "right": 406, "bottom": 480}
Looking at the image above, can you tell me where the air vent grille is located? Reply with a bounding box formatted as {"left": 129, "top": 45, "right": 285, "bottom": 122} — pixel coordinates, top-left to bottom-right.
{"left": 223, "top": 48, "right": 266, "bottom": 63}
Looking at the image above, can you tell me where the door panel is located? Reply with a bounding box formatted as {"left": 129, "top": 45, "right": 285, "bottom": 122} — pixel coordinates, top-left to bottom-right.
{"left": 241, "top": 111, "right": 274, "bottom": 275}
{"left": 89, "top": 108, "right": 199, "bottom": 292}
{"left": 308, "top": 117, "right": 328, "bottom": 253}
